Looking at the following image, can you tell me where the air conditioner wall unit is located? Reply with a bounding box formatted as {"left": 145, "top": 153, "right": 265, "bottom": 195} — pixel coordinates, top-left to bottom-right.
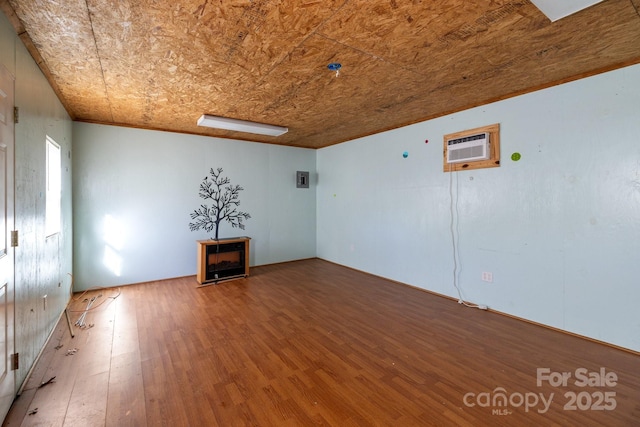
{"left": 446, "top": 132, "right": 490, "bottom": 164}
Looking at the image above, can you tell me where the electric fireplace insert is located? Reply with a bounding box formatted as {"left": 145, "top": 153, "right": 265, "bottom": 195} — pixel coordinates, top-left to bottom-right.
{"left": 196, "top": 237, "right": 250, "bottom": 285}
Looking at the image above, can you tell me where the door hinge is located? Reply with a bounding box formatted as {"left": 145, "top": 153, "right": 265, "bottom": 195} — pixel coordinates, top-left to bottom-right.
{"left": 11, "top": 353, "right": 18, "bottom": 370}
{"left": 13, "top": 106, "right": 18, "bottom": 124}
{"left": 10, "top": 230, "right": 18, "bottom": 247}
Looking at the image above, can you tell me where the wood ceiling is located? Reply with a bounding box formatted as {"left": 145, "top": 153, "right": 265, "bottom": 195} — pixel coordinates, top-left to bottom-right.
{"left": 2, "top": 0, "right": 640, "bottom": 149}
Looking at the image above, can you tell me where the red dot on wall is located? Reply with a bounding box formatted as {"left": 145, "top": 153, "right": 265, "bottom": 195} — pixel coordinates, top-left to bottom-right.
{"left": 425, "top": 139, "right": 429, "bottom": 144}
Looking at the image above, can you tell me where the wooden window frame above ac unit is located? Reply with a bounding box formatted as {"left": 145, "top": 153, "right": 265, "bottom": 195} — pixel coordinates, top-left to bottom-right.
{"left": 443, "top": 123, "right": 500, "bottom": 172}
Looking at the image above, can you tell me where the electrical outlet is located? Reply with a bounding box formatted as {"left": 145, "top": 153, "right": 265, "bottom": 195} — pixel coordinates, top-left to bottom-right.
{"left": 481, "top": 272, "right": 493, "bottom": 283}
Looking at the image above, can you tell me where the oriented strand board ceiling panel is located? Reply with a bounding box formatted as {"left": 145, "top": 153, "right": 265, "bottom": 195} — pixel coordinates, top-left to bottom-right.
{"left": 7, "top": 0, "right": 113, "bottom": 120}
{"left": 318, "top": 1, "right": 536, "bottom": 74}
{"left": 227, "top": 34, "right": 438, "bottom": 147}
{"left": 3, "top": 0, "right": 640, "bottom": 148}
{"left": 74, "top": 0, "right": 346, "bottom": 127}
{"left": 310, "top": 0, "right": 640, "bottom": 145}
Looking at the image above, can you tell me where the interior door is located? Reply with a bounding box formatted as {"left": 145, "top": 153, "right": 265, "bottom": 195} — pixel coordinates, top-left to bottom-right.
{"left": 0, "top": 64, "right": 16, "bottom": 419}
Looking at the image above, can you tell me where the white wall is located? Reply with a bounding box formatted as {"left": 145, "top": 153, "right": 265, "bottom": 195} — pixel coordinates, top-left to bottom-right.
{"left": 72, "top": 123, "right": 316, "bottom": 290}
{"left": 317, "top": 64, "right": 640, "bottom": 352}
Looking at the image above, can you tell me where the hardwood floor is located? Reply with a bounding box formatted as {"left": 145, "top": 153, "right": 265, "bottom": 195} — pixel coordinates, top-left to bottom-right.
{"left": 3, "top": 258, "right": 639, "bottom": 426}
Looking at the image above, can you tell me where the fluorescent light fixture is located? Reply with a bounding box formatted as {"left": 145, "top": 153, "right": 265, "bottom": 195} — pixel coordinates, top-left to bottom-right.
{"left": 197, "top": 114, "right": 288, "bottom": 137}
{"left": 529, "top": 0, "right": 603, "bottom": 22}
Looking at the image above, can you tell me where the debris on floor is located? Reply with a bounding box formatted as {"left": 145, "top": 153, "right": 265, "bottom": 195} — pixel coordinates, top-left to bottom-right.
{"left": 38, "top": 376, "right": 56, "bottom": 388}
{"left": 65, "top": 348, "right": 79, "bottom": 356}
{"left": 75, "top": 295, "right": 100, "bottom": 328}
{"left": 28, "top": 408, "right": 38, "bottom": 416}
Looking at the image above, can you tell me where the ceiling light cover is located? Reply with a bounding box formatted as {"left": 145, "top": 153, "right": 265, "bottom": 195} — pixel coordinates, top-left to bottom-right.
{"left": 529, "top": 0, "right": 603, "bottom": 22}
{"left": 197, "top": 115, "right": 288, "bottom": 137}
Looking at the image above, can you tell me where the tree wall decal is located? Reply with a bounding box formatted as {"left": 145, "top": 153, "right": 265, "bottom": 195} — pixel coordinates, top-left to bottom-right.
{"left": 189, "top": 167, "right": 251, "bottom": 240}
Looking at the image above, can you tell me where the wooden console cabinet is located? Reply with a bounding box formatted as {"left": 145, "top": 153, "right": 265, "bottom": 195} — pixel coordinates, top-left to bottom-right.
{"left": 196, "top": 237, "right": 250, "bottom": 285}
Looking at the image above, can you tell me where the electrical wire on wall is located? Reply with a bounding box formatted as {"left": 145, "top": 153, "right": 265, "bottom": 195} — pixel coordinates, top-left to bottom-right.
{"left": 448, "top": 164, "right": 487, "bottom": 310}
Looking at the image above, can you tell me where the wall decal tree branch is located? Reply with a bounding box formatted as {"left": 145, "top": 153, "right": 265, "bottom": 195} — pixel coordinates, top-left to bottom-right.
{"left": 189, "top": 167, "right": 251, "bottom": 240}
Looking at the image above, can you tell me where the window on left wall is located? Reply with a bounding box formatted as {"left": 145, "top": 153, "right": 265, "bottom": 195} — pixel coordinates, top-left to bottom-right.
{"left": 45, "top": 136, "right": 61, "bottom": 237}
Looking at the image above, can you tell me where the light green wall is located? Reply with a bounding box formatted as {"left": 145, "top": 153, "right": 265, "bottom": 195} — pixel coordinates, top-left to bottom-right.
{"left": 72, "top": 123, "right": 316, "bottom": 290}
{"left": 317, "top": 63, "right": 640, "bottom": 352}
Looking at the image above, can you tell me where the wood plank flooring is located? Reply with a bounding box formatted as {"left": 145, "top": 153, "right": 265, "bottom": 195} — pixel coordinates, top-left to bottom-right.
{"left": 3, "top": 258, "right": 639, "bottom": 426}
